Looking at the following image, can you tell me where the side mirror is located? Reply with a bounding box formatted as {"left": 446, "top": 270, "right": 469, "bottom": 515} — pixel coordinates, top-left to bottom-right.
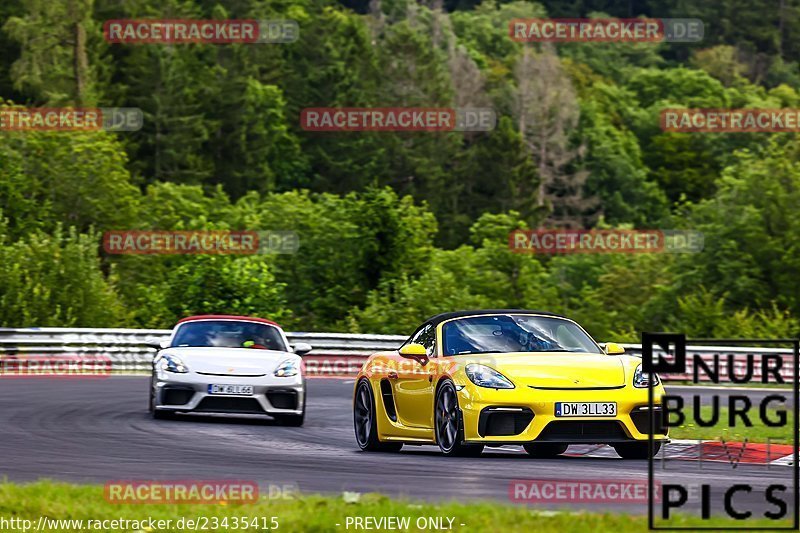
{"left": 399, "top": 343, "right": 427, "bottom": 359}
{"left": 145, "top": 339, "right": 170, "bottom": 351}
{"left": 604, "top": 342, "right": 625, "bottom": 355}
{"left": 292, "top": 343, "right": 312, "bottom": 356}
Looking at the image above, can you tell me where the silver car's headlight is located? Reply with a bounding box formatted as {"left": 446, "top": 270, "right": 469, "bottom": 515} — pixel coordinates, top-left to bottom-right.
{"left": 633, "top": 364, "right": 659, "bottom": 388}
{"left": 158, "top": 354, "right": 188, "bottom": 373}
{"left": 465, "top": 364, "right": 514, "bottom": 389}
{"left": 274, "top": 358, "right": 299, "bottom": 377}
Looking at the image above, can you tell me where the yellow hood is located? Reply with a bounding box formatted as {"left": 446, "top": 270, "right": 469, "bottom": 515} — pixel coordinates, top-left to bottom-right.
{"left": 460, "top": 352, "right": 628, "bottom": 389}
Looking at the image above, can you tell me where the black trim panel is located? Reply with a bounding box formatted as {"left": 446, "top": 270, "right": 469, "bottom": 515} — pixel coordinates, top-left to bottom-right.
{"left": 478, "top": 406, "right": 534, "bottom": 437}
{"left": 380, "top": 379, "right": 398, "bottom": 422}
{"left": 536, "top": 420, "right": 630, "bottom": 442}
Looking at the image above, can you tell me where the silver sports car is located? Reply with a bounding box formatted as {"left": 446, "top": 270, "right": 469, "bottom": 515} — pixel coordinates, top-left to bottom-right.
{"left": 149, "top": 315, "right": 311, "bottom": 425}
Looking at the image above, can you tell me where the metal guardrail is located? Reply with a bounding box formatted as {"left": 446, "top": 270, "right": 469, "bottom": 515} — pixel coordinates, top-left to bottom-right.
{"left": 0, "top": 327, "right": 407, "bottom": 373}
{"left": 0, "top": 328, "right": 795, "bottom": 380}
{"left": 618, "top": 343, "right": 796, "bottom": 382}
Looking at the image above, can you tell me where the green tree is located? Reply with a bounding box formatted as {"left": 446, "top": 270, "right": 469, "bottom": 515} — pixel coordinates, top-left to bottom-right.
{"left": 0, "top": 125, "right": 140, "bottom": 239}
{"left": 236, "top": 188, "right": 437, "bottom": 330}
{"left": 577, "top": 84, "right": 669, "bottom": 226}
{"left": 4, "top": 0, "right": 104, "bottom": 105}
{"left": 676, "top": 139, "right": 800, "bottom": 314}
{"left": 208, "top": 78, "right": 308, "bottom": 196}
{"left": 117, "top": 44, "right": 218, "bottom": 185}
{"left": 161, "top": 255, "right": 290, "bottom": 324}
{"left": 0, "top": 225, "right": 126, "bottom": 327}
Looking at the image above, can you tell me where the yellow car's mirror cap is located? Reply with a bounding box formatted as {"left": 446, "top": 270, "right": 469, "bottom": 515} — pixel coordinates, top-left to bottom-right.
{"left": 399, "top": 343, "right": 427, "bottom": 358}
{"left": 604, "top": 342, "right": 625, "bottom": 355}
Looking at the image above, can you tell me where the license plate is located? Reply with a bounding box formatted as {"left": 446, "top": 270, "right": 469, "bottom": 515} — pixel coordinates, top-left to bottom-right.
{"left": 207, "top": 384, "right": 254, "bottom": 396}
{"left": 555, "top": 402, "right": 616, "bottom": 417}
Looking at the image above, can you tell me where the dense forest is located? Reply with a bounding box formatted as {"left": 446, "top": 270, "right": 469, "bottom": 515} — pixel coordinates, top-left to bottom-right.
{"left": 0, "top": 0, "right": 799, "bottom": 340}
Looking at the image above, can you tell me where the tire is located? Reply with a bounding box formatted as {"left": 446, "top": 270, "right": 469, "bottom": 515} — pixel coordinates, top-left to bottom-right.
{"left": 523, "top": 443, "right": 568, "bottom": 458}
{"left": 152, "top": 409, "right": 172, "bottom": 420}
{"left": 149, "top": 374, "right": 168, "bottom": 419}
{"left": 149, "top": 373, "right": 156, "bottom": 413}
{"left": 274, "top": 413, "right": 305, "bottom": 427}
{"left": 354, "top": 379, "right": 403, "bottom": 452}
{"left": 613, "top": 441, "right": 661, "bottom": 459}
{"left": 434, "top": 380, "right": 484, "bottom": 457}
{"left": 273, "top": 387, "right": 306, "bottom": 426}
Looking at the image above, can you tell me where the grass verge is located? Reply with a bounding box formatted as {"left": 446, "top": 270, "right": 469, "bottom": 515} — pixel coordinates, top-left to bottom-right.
{"left": 0, "top": 481, "right": 794, "bottom": 532}
{"left": 668, "top": 407, "right": 795, "bottom": 444}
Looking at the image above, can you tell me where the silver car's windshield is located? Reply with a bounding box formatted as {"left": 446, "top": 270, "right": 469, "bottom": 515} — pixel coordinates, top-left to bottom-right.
{"left": 171, "top": 320, "right": 287, "bottom": 351}
{"left": 442, "top": 315, "right": 601, "bottom": 356}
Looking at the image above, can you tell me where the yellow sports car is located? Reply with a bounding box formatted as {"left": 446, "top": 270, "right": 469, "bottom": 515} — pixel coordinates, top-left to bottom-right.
{"left": 353, "top": 310, "right": 667, "bottom": 458}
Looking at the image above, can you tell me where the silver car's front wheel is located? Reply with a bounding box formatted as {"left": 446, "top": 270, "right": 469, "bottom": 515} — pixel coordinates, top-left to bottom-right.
{"left": 149, "top": 373, "right": 171, "bottom": 420}
{"left": 273, "top": 388, "right": 306, "bottom": 426}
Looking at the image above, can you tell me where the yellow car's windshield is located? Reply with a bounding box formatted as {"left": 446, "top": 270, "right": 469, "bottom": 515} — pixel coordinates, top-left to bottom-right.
{"left": 442, "top": 315, "right": 601, "bottom": 356}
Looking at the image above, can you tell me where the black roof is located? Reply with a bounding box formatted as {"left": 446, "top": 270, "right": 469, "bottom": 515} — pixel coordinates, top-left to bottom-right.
{"left": 422, "top": 309, "right": 565, "bottom": 328}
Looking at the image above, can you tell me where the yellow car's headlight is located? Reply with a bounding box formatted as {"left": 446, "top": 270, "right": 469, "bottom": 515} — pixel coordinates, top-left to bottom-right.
{"left": 465, "top": 364, "right": 514, "bottom": 389}
{"left": 633, "top": 364, "right": 660, "bottom": 388}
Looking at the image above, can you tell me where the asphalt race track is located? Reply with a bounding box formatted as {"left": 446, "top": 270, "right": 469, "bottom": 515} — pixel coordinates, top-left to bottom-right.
{"left": 0, "top": 377, "right": 795, "bottom": 518}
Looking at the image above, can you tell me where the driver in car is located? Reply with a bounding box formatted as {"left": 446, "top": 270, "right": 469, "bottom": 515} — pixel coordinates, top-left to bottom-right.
{"left": 241, "top": 324, "right": 277, "bottom": 350}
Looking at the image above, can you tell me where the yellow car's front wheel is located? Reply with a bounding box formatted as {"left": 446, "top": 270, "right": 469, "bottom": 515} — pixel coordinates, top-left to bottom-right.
{"left": 434, "top": 381, "right": 484, "bottom": 457}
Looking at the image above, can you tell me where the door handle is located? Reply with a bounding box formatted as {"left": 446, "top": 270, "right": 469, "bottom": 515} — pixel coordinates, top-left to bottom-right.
{"left": 388, "top": 371, "right": 398, "bottom": 379}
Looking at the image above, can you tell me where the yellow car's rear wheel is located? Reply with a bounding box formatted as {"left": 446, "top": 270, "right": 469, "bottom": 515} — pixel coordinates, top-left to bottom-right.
{"left": 434, "top": 380, "right": 484, "bottom": 457}
{"left": 354, "top": 379, "right": 402, "bottom": 452}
